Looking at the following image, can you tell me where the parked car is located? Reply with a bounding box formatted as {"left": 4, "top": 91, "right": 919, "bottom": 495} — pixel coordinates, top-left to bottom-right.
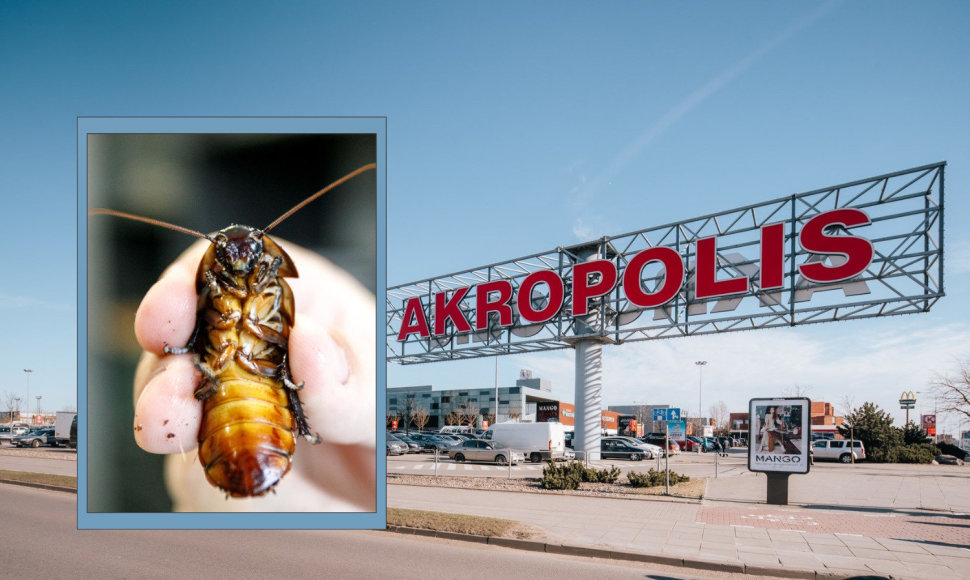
{"left": 386, "top": 439, "right": 407, "bottom": 456}
{"left": 448, "top": 440, "right": 524, "bottom": 465}
{"left": 409, "top": 433, "right": 456, "bottom": 453}
{"left": 387, "top": 432, "right": 421, "bottom": 453}
{"left": 935, "top": 454, "right": 965, "bottom": 466}
{"left": 393, "top": 434, "right": 423, "bottom": 453}
{"left": 641, "top": 435, "right": 680, "bottom": 455}
{"left": 811, "top": 439, "right": 865, "bottom": 463}
{"left": 609, "top": 436, "right": 661, "bottom": 459}
{"left": 13, "top": 427, "right": 57, "bottom": 448}
{"left": 601, "top": 437, "right": 651, "bottom": 461}
{"left": 1, "top": 424, "right": 31, "bottom": 444}
{"left": 685, "top": 435, "right": 710, "bottom": 452}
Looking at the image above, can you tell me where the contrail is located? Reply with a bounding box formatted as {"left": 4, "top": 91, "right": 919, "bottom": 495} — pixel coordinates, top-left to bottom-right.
{"left": 580, "top": 1, "right": 841, "bottom": 205}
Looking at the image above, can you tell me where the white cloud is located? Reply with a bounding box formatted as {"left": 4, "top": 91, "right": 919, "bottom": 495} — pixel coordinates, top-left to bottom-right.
{"left": 516, "top": 318, "right": 970, "bottom": 427}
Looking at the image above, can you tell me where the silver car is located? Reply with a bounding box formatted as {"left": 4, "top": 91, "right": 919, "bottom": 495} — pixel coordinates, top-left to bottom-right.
{"left": 448, "top": 440, "right": 524, "bottom": 465}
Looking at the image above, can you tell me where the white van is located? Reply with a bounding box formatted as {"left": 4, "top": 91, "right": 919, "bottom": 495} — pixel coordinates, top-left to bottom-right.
{"left": 484, "top": 422, "right": 574, "bottom": 463}
{"left": 811, "top": 439, "right": 866, "bottom": 463}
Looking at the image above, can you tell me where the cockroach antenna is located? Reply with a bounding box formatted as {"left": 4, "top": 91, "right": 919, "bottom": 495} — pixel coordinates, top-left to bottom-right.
{"left": 262, "top": 162, "right": 376, "bottom": 233}
{"left": 87, "top": 208, "right": 218, "bottom": 244}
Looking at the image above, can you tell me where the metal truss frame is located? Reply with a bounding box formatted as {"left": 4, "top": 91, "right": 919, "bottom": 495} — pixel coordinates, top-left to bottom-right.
{"left": 388, "top": 162, "right": 945, "bottom": 364}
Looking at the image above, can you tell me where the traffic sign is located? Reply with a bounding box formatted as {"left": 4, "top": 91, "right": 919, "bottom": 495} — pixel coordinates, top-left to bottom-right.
{"left": 653, "top": 408, "right": 682, "bottom": 421}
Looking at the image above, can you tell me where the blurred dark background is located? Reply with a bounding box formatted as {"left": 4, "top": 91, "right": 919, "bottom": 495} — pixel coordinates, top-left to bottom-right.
{"left": 87, "top": 133, "right": 377, "bottom": 512}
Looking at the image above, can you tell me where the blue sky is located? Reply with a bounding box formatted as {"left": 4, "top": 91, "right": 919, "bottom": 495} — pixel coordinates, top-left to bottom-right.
{"left": 2, "top": 2, "right": 969, "bottom": 432}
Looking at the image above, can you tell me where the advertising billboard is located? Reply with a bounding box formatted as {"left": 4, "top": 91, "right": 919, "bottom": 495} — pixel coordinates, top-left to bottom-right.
{"left": 668, "top": 420, "right": 687, "bottom": 442}
{"left": 922, "top": 414, "right": 937, "bottom": 436}
{"left": 748, "top": 398, "right": 810, "bottom": 474}
{"left": 388, "top": 163, "right": 944, "bottom": 364}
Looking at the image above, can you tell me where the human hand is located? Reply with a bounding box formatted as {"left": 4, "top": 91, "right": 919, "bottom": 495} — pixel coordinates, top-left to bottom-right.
{"left": 131, "top": 238, "right": 376, "bottom": 512}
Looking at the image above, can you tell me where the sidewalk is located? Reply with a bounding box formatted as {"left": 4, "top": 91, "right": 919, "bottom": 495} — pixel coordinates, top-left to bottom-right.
{"left": 388, "top": 468, "right": 970, "bottom": 579}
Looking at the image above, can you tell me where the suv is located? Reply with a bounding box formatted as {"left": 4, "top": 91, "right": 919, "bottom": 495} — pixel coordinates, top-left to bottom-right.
{"left": 812, "top": 439, "right": 865, "bottom": 463}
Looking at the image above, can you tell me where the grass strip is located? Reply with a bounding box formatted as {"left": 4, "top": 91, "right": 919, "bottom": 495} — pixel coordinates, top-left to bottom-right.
{"left": 388, "top": 507, "right": 538, "bottom": 538}
{"left": 0, "top": 470, "right": 77, "bottom": 489}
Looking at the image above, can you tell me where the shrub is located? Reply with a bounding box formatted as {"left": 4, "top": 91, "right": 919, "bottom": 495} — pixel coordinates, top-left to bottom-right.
{"left": 891, "top": 444, "right": 938, "bottom": 464}
{"left": 540, "top": 461, "right": 581, "bottom": 490}
{"left": 628, "top": 468, "right": 690, "bottom": 488}
{"left": 540, "top": 461, "right": 622, "bottom": 488}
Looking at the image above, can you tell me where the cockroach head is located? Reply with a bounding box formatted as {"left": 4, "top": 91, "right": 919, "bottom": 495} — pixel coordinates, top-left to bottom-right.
{"left": 213, "top": 225, "right": 263, "bottom": 274}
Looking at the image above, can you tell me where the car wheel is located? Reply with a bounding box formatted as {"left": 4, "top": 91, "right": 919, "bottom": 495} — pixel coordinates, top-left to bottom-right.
{"left": 455, "top": 453, "right": 465, "bottom": 462}
{"left": 839, "top": 453, "right": 852, "bottom": 463}
{"left": 529, "top": 452, "right": 542, "bottom": 463}
{"left": 630, "top": 453, "right": 642, "bottom": 461}
{"left": 495, "top": 454, "right": 508, "bottom": 465}
{"left": 31, "top": 439, "right": 41, "bottom": 448}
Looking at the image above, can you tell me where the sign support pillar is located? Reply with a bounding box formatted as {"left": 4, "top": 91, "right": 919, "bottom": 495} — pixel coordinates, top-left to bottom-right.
{"left": 766, "top": 472, "right": 790, "bottom": 505}
{"left": 574, "top": 339, "right": 603, "bottom": 461}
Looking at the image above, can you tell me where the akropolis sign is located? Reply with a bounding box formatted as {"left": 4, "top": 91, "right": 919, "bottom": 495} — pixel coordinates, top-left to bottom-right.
{"left": 397, "top": 208, "right": 872, "bottom": 341}
{"left": 388, "top": 162, "right": 944, "bottom": 364}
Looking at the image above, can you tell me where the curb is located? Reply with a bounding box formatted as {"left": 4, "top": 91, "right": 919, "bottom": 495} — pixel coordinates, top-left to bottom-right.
{"left": 0, "top": 478, "right": 77, "bottom": 494}
{"left": 385, "top": 525, "right": 821, "bottom": 579}
{"left": 387, "top": 480, "right": 704, "bottom": 505}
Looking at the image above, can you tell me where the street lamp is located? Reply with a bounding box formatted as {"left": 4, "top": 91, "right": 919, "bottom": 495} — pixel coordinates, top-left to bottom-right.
{"left": 23, "top": 369, "right": 32, "bottom": 420}
{"left": 12, "top": 396, "right": 21, "bottom": 429}
{"left": 695, "top": 361, "right": 708, "bottom": 431}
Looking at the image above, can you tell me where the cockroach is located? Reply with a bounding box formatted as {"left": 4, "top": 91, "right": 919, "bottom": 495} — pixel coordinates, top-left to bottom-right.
{"left": 91, "top": 162, "right": 376, "bottom": 498}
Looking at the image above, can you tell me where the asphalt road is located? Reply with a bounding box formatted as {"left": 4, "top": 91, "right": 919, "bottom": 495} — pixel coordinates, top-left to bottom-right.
{"left": 1, "top": 484, "right": 739, "bottom": 579}
{"left": 0, "top": 448, "right": 77, "bottom": 476}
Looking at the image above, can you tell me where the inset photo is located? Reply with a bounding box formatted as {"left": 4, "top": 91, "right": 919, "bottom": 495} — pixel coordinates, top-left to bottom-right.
{"left": 82, "top": 118, "right": 385, "bottom": 529}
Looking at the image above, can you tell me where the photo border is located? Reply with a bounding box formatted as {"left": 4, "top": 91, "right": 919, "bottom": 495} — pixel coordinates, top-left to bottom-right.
{"left": 77, "top": 116, "right": 387, "bottom": 529}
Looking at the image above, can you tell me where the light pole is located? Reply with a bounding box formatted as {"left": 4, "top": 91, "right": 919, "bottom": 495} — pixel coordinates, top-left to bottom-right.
{"left": 12, "top": 397, "right": 21, "bottom": 428}
{"left": 35, "top": 395, "right": 42, "bottom": 421}
{"left": 23, "top": 369, "right": 32, "bottom": 421}
{"left": 695, "top": 361, "right": 708, "bottom": 433}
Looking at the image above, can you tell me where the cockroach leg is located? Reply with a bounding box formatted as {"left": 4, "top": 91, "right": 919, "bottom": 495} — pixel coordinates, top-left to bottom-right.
{"left": 285, "top": 386, "right": 320, "bottom": 444}
{"left": 193, "top": 359, "right": 220, "bottom": 401}
{"left": 164, "top": 317, "right": 203, "bottom": 355}
{"left": 279, "top": 352, "right": 303, "bottom": 391}
{"left": 252, "top": 255, "right": 283, "bottom": 294}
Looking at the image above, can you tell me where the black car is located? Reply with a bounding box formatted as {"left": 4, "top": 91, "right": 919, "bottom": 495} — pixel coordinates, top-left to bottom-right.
{"left": 13, "top": 427, "right": 57, "bottom": 448}
{"left": 601, "top": 437, "right": 648, "bottom": 461}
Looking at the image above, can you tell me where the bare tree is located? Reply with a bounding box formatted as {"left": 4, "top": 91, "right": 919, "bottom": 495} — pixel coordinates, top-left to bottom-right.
{"left": 413, "top": 408, "right": 430, "bottom": 432}
{"left": 4, "top": 392, "right": 23, "bottom": 423}
{"left": 401, "top": 393, "right": 417, "bottom": 435}
{"left": 708, "top": 401, "right": 730, "bottom": 435}
{"left": 932, "top": 360, "right": 970, "bottom": 423}
{"left": 784, "top": 384, "right": 813, "bottom": 398}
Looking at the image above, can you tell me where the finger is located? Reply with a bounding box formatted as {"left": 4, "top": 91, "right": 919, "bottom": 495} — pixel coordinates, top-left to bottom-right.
{"left": 289, "top": 316, "right": 375, "bottom": 448}
{"left": 133, "top": 354, "right": 203, "bottom": 454}
{"left": 133, "top": 242, "right": 207, "bottom": 356}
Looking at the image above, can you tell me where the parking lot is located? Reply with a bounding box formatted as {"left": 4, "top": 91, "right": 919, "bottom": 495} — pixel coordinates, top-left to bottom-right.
{"left": 389, "top": 447, "right": 753, "bottom": 479}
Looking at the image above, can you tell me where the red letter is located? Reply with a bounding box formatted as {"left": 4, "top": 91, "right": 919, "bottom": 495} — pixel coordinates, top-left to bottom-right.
{"left": 397, "top": 297, "right": 430, "bottom": 341}
{"left": 760, "top": 223, "right": 785, "bottom": 290}
{"left": 622, "top": 247, "right": 684, "bottom": 307}
{"left": 475, "top": 280, "right": 514, "bottom": 330}
{"left": 695, "top": 236, "right": 748, "bottom": 299}
{"left": 517, "top": 270, "right": 565, "bottom": 323}
{"left": 434, "top": 288, "right": 472, "bottom": 335}
{"left": 571, "top": 260, "right": 617, "bottom": 316}
{"left": 798, "top": 209, "right": 873, "bottom": 282}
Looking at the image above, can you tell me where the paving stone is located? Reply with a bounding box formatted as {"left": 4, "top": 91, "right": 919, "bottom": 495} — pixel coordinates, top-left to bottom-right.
{"left": 807, "top": 543, "right": 852, "bottom": 556}
{"left": 848, "top": 547, "right": 897, "bottom": 560}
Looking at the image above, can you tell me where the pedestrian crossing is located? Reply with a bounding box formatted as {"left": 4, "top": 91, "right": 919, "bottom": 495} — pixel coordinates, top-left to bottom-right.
{"left": 388, "top": 461, "right": 544, "bottom": 472}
